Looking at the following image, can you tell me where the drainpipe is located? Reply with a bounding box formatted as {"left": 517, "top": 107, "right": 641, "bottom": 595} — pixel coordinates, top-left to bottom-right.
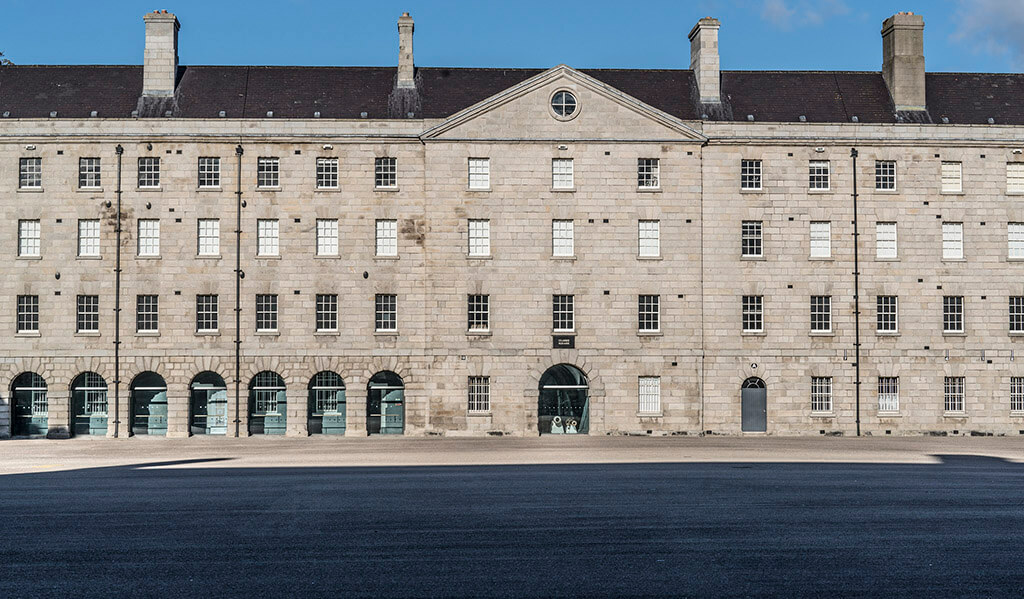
{"left": 851, "top": 147, "right": 861, "bottom": 437}
{"left": 113, "top": 144, "right": 124, "bottom": 438}
{"left": 234, "top": 145, "right": 243, "bottom": 437}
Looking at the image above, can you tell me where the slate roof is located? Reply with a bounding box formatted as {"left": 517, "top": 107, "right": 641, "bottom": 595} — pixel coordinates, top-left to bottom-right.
{"left": 1, "top": 64, "right": 1023, "bottom": 125}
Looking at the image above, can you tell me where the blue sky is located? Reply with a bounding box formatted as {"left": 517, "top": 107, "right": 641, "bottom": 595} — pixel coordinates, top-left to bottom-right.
{"left": 1, "top": 0, "right": 1022, "bottom": 73}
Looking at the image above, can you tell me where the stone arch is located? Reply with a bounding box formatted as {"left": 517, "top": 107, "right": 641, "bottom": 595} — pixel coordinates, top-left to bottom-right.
{"left": 361, "top": 357, "right": 413, "bottom": 387}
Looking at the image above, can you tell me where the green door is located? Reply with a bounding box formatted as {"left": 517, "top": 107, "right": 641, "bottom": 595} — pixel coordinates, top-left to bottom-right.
{"left": 249, "top": 372, "right": 286, "bottom": 435}
{"left": 367, "top": 371, "right": 404, "bottom": 435}
{"left": 380, "top": 388, "right": 405, "bottom": 434}
{"left": 11, "top": 373, "right": 48, "bottom": 436}
{"left": 190, "top": 372, "right": 228, "bottom": 435}
{"left": 71, "top": 372, "right": 108, "bottom": 436}
{"left": 131, "top": 373, "right": 168, "bottom": 436}
{"left": 309, "top": 372, "right": 346, "bottom": 435}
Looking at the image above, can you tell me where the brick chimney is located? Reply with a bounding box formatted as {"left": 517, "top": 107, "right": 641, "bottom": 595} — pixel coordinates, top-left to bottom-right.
{"left": 397, "top": 12, "right": 415, "bottom": 89}
{"left": 881, "top": 12, "right": 925, "bottom": 111}
{"left": 142, "top": 10, "right": 180, "bottom": 98}
{"left": 689, "top": 17, "right": 721, "bottom": 105}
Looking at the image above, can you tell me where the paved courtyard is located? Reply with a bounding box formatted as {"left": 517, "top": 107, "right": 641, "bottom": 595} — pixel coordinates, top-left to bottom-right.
{"left": 1, "top": 437, "right": 1023, "bottom": 597}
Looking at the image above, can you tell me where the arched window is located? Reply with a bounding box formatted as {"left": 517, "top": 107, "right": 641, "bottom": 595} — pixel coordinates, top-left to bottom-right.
{"left": 11, "top": 372, "right": 47, "bottom": 436}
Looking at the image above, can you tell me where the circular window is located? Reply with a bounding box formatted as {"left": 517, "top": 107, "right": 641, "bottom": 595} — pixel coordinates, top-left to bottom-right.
{"left": 550, "top": 90, "right": 578, "bottom": 120}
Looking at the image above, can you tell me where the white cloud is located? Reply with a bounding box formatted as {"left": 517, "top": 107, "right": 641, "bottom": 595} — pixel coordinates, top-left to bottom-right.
{"left": 760, "top": 0, "right": 850, "bottom": 30}
{"left": 952, "top": 0, "right": 1024, "bottom": 68}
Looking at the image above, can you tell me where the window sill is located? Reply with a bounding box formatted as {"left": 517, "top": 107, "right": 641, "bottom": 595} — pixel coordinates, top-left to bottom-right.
{"left": 1010, "top": 411, "right": 1024, "bottom": 417}
{"left": 943, "top": 412, "right": 968, "bottom": 418}
{"left": 374, "top": 331, "right": 399, "bottom": 337}
{"left": 740, "top": 188, "right": 764, "bottom": 193}
{"left": 17, "top": 187, "right": 43, "bottom": 193}
{"left": 809, "top": 331, "right": 834, "bottom": 337}
{"left": 1008, "top": 258, "right": 1024, "bottom": 263}
{"left": 15, "top": 331, "right": 41, "bottom": 338}
{"left": 875, "top": 257, "right": 900, "bottom": 262}
{"left": 467, "top": 255, "right": 492, "bottom": 260}
{"left": 77, "top": 255, "right": 102, "bottom": 260}
{"left": 810, "top": 412, "right": 835, "bottom": 418}
{"left": 313, "top": 254, "right": 340, "bottom": 260}
{"left": 136, "top": 187, "right": 162, "bottom": 192}
{"left": 637, "top": 255, "right": 662, "bottom": 261}
{"left": 807, "top": 189, "right": 833, "bottom": 194}
{"left": 196, "top": 255, "right": 222, "bottom": 260}
{"left": 877, "top": 411, "right": 901, "bottom": 418}
{"left": 195, "top": 331, "right": 220, "bottom": 336}
{"left": 467, "top": 411, "right": 492, "bottom": 417}
{"left": 16, "top": 256, "right": 42, "bottom": 261}
{"left": 1008, "top": 332, "right": 1024, "bottom": 337}
{"left": 77, "top": 187, "right": 103, "bottom": 193}
{"left": 467, "top": 330, "right": 492, "bottom": 337}
{"left": 74, "top": 331, "right": 101, "bottom": 337}
{"left": 550, "top": 187, "right": 575, "bottom": 193}
{"left": 808, "top": 256, "right": 833, "bottom": 261}
{"left": 314, "top": 187, "right": 341, "bottom": 193}
{"left": 552, "top": 330, "right": 575, "bottom": 336}
{"left": 551, "top": 255, "right": 577, "bottom": 261}
{"left": 254, "top": 330, "right": 280, "bottom": 336}
{"left": 256, "top": 255, "right": 281, "bottom": 260}
{"left": 637, "top": 331, "right": 663, "bottom": 337}
{"left": 742, "top": 331, "right": 767, "bottom": 337}
{"left": 637, "top": 411, "right": 664, "bottom": 418}
{"left": 196, "top": 187, "right": 222, "bottom": 192}
{"left": 255, "top": 187, "right": 281, "bottom": 192}
{"left": 876, "top": 331, "right": 900, "bottom": 337}
{"left": 136, "top": 255, "right": 161, "bottom": 260}
{"left": 135, "top": 331, "right": 159, "bottom": 337}
{"left": 740, "top": 256, "right": 765, "bottom": 261}
{"left": 374, "top": 186, "right": 400, "bottom": 192}
{"left": 314, "top": 330, "right": 340, "bottom": 336}
{"left": 942, "top": 332, "right": 967, "bottom": 337}
{"left": 941, "top": 259, "right": 967, "bottom": 263}
{"left": 872, "top": 189, "right": 899, "bottom": 194}
{"left": 466, "top": 187, "right": 491, "bottom": 193}
{"left": 636, "top": 187, "right": 661, "bottom": 193}
{"left": 374, "top": 255, "right": 400, "bottom": 261}
{"left": 939, "top": 191, "right": 965, "bottom": 196}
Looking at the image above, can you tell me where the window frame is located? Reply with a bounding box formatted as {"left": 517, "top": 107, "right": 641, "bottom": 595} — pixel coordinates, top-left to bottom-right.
{"left": 1010, "top": 296, "right": 1024, "bottom": 334}
{"left": 637, "top": 158, "right": 660, "bottom": 189}
{"left": 197, "top": 219, "right": 220, "bottom": 257}
{"left": 876, "top": 295, "right": 898, "bottom": 334}
{"left": 878, "top": 376, "right": 900, "bottom": 413}
{"left": 256, "top": 219, "right": 280, "bottom": 257}
{"left": 316, "top": 218, "right": 339, "bottom": 257}
{"left": 78, "top": 157, "right": 101, "bottom": 189}
{"left": 375, "top": 219, "right": 398, "bottom": 257}
{"left": 196, "top": 294, "right": 219, "bottom": 333}
{"left": 468, "top": 219, "right": 491, "bottom": 257}
{"left": 809, "top": 221, "right": 831, "bottom": 258}
{"left": 638, "top": 376, "right": 661, "bottom": 414}
{"left": 375, "top": 293, "right": 398, "bottom": 332}
{"left": 316, "top": 157, "right": 339, "bottom": 190}
{"left": 467, "top": 294, "right": 490, "bottom": 333}
{"left": 944, "top": 376, "right": 965, "bottom": 413}
{"left": 941, "top": 161, "right": 963, "bottom": 193}
{"left": 1011, "top": 377, "right": 1024, "bottom": 412}
{"left": 76, "top": 294, "right": 100, "bottom": 333}
{"left": 638, "top": 295, "right": 660, "bottom": 333}
{"left": 137, "top": 157, "right": 160, "bottom": 189}
{"left": 638, "top": 220, "right": 660, "bottom": 258}
{"left": 19, "top": 157, "right": 42, "bottom": 189}
{"left": 315, "top": 293, "right": 339, "bottom": 332}
{"left": 552, "top": 219, "right": 574, "bottom": 257}
{"left": 16, "top": 294, "right": 39, "bottom": 333}
{"left": 468, "top": 158, "right": 490, "bottom": 190}
{"left": 943, "top": 295, "right": 965, "bottom": 334}
{"left": 255, "top": 294, "right": 279, "bottom": 333}
{"left": 18, "top": 219, "right": 40, "bottom": 257}
{"left": 374, "top": 157, "right": 397, "bottom": 189}
{"left": 137, "top": 219, "right": 160, "bottom": 257}
{"left": 552, "top": 294, "right": 575, "bottom": 333}
{"left": 942, "top": 222, "right": 964, "bottom": 260}
{"left": 136, "top": 294, "right": 159, "bottom": 333}
{"left": 874, "top": 160, "right": 896, "bottom": 190}
{"left": 78, "top": 219, "right": 101, "bottom": 257}
{"left": 741, "top": 221, "right": 763, "bottom": 258}
{"left": 257, "top": 156, "right": 280, "bottom": 189}
{"left": 552, "top": 158, "right": 574, "bottom": 190}
{"left": 810, "top": 376, "right": 833, "bottom": 413}
{"left": 742, "top": 295, "right": 764, "bottom": 333}
{"left": 740, "top": 159, "right": 762, "bottom": 191}
{"left": 198, "top": 157, "right": 221, "bottom": 189}
{"left": 808, "top": 160, "right": 831, "bottom": 191}
{"left": 467, "top": 376, "right": 491, "bottom": 413}
{"left": 810, "top": 295, "right": 832, "bottom": 333}
{"left": 876, "top": 222, "right": 897, "bottom": 259}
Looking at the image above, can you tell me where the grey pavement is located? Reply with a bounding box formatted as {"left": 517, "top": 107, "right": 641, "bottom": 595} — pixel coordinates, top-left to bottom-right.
{"left": 1, "top": 437, "right": 1023, "bottom": 598}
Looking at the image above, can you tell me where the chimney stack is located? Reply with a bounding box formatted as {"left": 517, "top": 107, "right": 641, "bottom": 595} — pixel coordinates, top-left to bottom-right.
{"left": 397, "top": 12, "right": 415, "bottom": 89}
{"left": 142, "top": 10, "right": 180, "bottom": 98}
{"left": 689, "top": 17, "right": 721, "bottom": 105}
{"left": 881, "top": 12, "right": 925, "bottom": 111}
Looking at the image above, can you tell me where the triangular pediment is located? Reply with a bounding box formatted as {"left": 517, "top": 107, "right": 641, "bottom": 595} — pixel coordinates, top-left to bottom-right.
{"left": 421, "top": 65, "right": 705, "bottom": 142}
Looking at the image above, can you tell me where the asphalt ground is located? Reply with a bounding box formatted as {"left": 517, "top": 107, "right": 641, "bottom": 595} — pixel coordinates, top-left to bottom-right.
{"left": 1, "top": 437, "right": 1022, "bottom": 598}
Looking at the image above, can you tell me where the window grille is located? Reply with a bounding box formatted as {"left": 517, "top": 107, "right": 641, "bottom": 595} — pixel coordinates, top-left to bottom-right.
{"left": 375, "top": 157, "right": 397, "bottom": 188}
{"left": 637, "top": 158, "right": 659, "bottom": 188}
{"left": 80, "top": 373, "right": 108, "bottom": 415}
{"left": 809, "top": 221, "right": 831, "bottom": 258}
{"left": 552, "top": 158, "right": 574, "bottom": 189}
{"left": 811, "top": 376, "right": 833, "bottom": 412}
{"left": 553, "top": 295, "right": 574, "bottom": 332}
{"left": 18, "top": 220, "right": 40, "bottom": 257}
{"left": 17, "top": 295, "right": 39, "bottom": 333}
{"left": 638, "top": 295, "right": 660, "bottom": 332}
{"left": 137, "top": 219, "right": 160, "bottom": 257}
{"left": 876, "top": 222, "right": 897, "bottom": 259}
{"left": 376, "top": 219, "right": 398, "bottom": 256}
{"left": 257, "top": 157, "right": 280, "bottom": 188}
{"left": 316, "top": 219, "right": 338, "bottom": 256}
{"left": 196, "top": 295, "right": 218, "bottom": 332}
{"left": 252, "top": 372, "right": 284, "bottom": 414}
{"left": 316, "top": 294, "right": 338, "bottom": 332}
{"left": 468, "top": 219, "right": 490, "bottom": 257}
{"left": 943, "top": 296, "right": 964, "bottom": 333}
{"left": 1011, "top": 377, "right": 1024, "bottom": 412}
{"left": 468, "top": 376, "right": 490, "bottom": 413}
{"left": 198, "top": 157, "right": 220, "bottom": 188}
{"left": 941, "top": 161, "right": 962, "bottom": 193}
{"left": 875, "top": 160, "right": 896, "bottom": 190}
{"left": 468, "top": 294, "right": 489, "bottom": 331}
{"left": 312, "top": 371, "right": 344, "bottom": 412}
{"left": 136, "top": 295, "right": 158, "bottom": 333}
{"left": 876, "top": 296, "right": 898, "bottom": 333}
{"left": 375, "top": 294, "right": 397, "bottom": 332}
{"left": 468, "top": 158, "right": 490, "bottom": 189}
{"left": 1011, "top": 297, "right": 1024, "bottom": 333}
{"left": 942, "top": 222, "right": 963, "bottom": 259}
{"left": 742, "top": 295, "right": 763, "bottom": 332}
{"left": 316, "top": 157, "right": 339, "bottom": 189}
{"left": 741, "top": 159, "right": 762, "bottom": 190}
{"left": 198, "top": 219, "right": 220, "bottom": 256}
{"left": 638, "top": 220, "right": 660, "bottom": 257}
{"left": 1009, "top": 223, "right": 1024, "bottom": 259}
{"left": 1009, "top": 163, "right": 1024, "bottom": 193}
{"left": 255, "top": 294, "right": 278, "bottom": 332}
{"left": 257, "top": 219, "right": 279, "bottom": 256}
{"left": 77, "top": 295, "right": 99, "bottom": 332}
{"left": 79, "top": 157, "right": 101, "bottom": 188}
{"left": 138, "top": 157, "right": 160, "bottom": 188}
{"left": 741, "top": 221, "right": 762, "bottom": 257}
{"left": 944, "top": 376, "right": 965, "bottom": 412}
{"left": 878, "top": 377, "right": 899, "bottom": 412}
{"left": 810, "top": 296, "right": 831, "bottom": 332}
{"left": 19, "top": 157, "right": 41, "bottom": 188}
{"left": 78, "top": 219, "right": 100, "bottom": 257}
{"left": 552, "top": 220, "right": 574, "bottom": 257}
{"left": 808, "top": 160, "right": 830, "bottom": 190}
{"left": 639, "top": 376, "right": 661, "bottom": 413}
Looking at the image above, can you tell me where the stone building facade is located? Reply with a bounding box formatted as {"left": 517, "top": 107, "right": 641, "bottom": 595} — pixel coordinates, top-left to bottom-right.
{"left": 2, "top": 10, "right": 1024, "bottom": 438}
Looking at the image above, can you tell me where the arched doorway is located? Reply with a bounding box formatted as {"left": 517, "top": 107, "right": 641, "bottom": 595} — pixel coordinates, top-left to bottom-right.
{"left": 71, "top": 372, "right": 108, "bottom": 436}
{"left": 538, "top": 364, "right": 589, "bottom": 434}
{"left": 130, "top": 371, "right": 168, "bottom": 436}
{"left": 741, "top": 377, "right": 767, "bottom": 433}
{"left": 11, "top": 373, "right": 47, "bottom": 437}
{"left": 190, "top": 371, "right": 227, "bottom": 435}
{"left": 367, "top": 371, "right": 404, "bottom": 435}
{"left": 309, "top": 371, "right": 346, "bottom": 435}
{"left": 249, "top": 371, "right": 286, "bottom": 435}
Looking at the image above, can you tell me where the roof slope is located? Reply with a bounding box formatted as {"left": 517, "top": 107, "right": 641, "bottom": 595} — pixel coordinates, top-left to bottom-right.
{"left": 2, "top": 64, "right": 1023, "bottom": 124}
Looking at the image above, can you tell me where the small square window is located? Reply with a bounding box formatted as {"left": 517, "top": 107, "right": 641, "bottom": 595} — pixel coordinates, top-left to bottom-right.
{"left": 138, "top": 157, "right": 160, "bottom": 188}
{"left": 19, "top": 157, "right": 41, "bottom": 189}
{"left": 198, "top": 157, "right": 220, "bottom": 188}
{"left": 257, "top": 157, "right": 280, "bottom": 188}
{"left": 317, "top": 157, "right": 339, "bottom": 189}
{"left": 375, "top": 157, "right": 397, "bottom": 188}
{"left": 808, "top": 160, "right": 830, "bottom": 190}
{"left": 552, "top": 158, "right": 574, "bottom": 189}
{"left": 637, "top": 158, "right": 659, "bottom": 189}
{"left": 875, "top": 160, "right": 896, "bottom": 190}
{"left": 468, "top": 158, "right": 490, "bottom": 190}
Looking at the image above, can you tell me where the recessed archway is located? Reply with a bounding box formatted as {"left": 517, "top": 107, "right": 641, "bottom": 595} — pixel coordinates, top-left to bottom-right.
{"left": 367, "top": 371, "right": 404, "bottom": 435}
{"left": 10, "top": 372, "right": 47, "bottom": 437}
{"left": 130, "top": 371, "right": 168, "bottom": 436}
{"left": 190, "top": 371, "right": 227, "bottom": 435}
{"left": 309, "top": 371, "right": 346, "bottom": 435}
{"left": 538, "top": 364, "right": 589, "bottom": 434}
{"left": 71, "top": 372, "right": 108, "bottom": 436}
{"left": 741, "top": 377, "right": 767, "bottom": 433}
{"left": 249, "top": 371, "right": 287, "bottom": 435}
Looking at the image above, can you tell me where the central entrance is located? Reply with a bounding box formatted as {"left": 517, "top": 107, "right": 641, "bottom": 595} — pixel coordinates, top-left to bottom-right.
{"left": 538, "top": 364, "right": 589, "bottom": 435}
{"left": 130, "top": 371, "right": 168, "bottom": 436}
{"left": 741, "top": 377, "right": 767, "bottom": 432}
{"left": 367, "top": 371, "right": 404, "bottom": 435}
